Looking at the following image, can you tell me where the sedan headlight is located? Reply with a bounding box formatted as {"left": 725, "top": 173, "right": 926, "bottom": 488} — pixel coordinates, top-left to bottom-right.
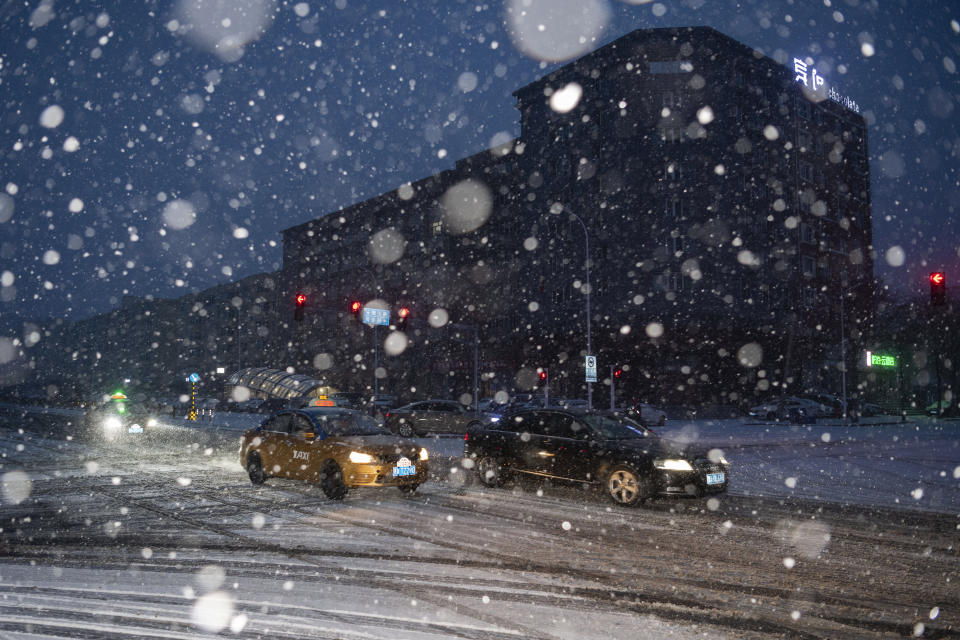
{"left": 419, "top": 447, "right": 429, "bottom": 461}
{"left": 104, "top": 416, "right": 122, "bottom": 431}
{"left": 348, "top": 451, "right": 375, "bottom": 464}
{"left": 654, "top": 458, "right": 694, "bottom": 471}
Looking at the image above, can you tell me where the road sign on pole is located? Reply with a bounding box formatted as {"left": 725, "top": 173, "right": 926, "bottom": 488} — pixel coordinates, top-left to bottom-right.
{"left": 585, "top": 355, "right": 597, "bottom": 383}
{"left": 362, "top": 307, "right": 390, "bottom": 326}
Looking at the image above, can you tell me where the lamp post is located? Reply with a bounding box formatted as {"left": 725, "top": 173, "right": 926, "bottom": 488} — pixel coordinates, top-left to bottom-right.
{"left": 840, "top": 282, "right": 848, "bottom": 422}
{"left": 567, "top": 212, "right": 593, "bottom": 409}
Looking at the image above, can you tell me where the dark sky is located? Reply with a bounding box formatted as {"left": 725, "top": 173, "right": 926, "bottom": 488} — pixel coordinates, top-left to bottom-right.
{"left": 1, "top": 0, "right": 957, "bottom": 327}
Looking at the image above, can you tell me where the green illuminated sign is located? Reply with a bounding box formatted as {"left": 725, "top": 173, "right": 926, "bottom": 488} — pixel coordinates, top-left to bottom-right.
{"left": 866, "top": 352, "right": 895, "bottom": 367}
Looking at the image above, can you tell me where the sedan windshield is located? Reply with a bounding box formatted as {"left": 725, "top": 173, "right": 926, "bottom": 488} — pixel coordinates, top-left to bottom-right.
{"left": 580, "top": 415, "right": 651, "bottom": 440}
{"left": 315, "top": 413, "right": 389, "bottom": 437}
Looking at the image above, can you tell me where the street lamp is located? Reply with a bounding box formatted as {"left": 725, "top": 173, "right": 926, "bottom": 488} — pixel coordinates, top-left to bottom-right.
{"left": 567, "top": 211, "right": 593, "bottom": 409}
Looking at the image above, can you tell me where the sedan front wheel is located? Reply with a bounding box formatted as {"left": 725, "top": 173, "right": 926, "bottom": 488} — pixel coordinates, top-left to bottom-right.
{"left": 605, "top": 466, "right": 651, "bottom": 507}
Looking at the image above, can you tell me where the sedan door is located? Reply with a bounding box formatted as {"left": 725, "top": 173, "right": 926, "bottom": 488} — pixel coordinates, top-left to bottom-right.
{"left": 513, "top": 411, "right": 575, "bottom": 476}
{"left": 432, "top": 402, "right": 472, "bottom": 433}
{"left": 548, "top": 416, "right": 596, "bottom": 482}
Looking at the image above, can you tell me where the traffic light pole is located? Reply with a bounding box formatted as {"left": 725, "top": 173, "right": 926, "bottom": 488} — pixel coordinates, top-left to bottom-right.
{"left": 568, "top": 212, "right": 592, "bottom": 409}
{"left": 373, "top": 323, "right": 379, "bottom": 400}
{"left": 609, "top": 365, "right": 615, "bottom": 410}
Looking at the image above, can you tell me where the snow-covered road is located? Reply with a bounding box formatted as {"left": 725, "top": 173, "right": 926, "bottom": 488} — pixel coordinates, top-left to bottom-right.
{"left": 1, "top": 406, "right": 958, "bottom": 639}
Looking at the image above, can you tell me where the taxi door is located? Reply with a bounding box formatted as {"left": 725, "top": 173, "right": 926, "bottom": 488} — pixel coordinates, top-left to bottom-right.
{"left": 256, "top": 413, "right": 293, "bottom": 477}
{"left": 286, "top": 413, "right": 319, "bottom": 480}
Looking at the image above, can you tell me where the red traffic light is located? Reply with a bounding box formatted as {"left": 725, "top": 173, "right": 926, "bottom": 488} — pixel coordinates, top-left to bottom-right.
{"left": 398, "top": 307, "right": 410, "bottom": 319}
{"left": 614, "top": 368, "right": 623, "bottom": 378}
{"left": 295, "top": 293, "right": 306, "bottom": 307}
{"left": 538, "top": 370, "right": 547, "bottom": 381}
{"left": 930, "top": 272, "right": 947, "bottom": 306}
{"left": 350, "top": 301, "right": 362, "bottom": 314}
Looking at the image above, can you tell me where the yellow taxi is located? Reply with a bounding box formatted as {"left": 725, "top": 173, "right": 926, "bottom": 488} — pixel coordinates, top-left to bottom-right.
{"left": 239, "top": 407, "right": 429, "bottom": 499}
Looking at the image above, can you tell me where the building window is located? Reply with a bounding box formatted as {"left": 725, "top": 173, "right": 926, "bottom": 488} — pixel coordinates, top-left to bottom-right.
{"left": 803, "top": 286, "right": 817, "bottom": 307}
{"left": 431, "top": 220, "right": 443, "bottom": 236}
{"left": 661, "top": 91, "right": 682, "bottom": 108}
{"left": 660, "top": 127, "right": 682, "bottom": 143}
{"left": 802, "top": 255, "right": 816, "bottom": 277}
{"left": 667, "top": 272, "right": 683, "bottom": 291}
{"left": 798, "top": 130, "right": 813, "bottom": 151}
{"left": 664, "top": 162, "right": 682, "bottom": 181}
{"left": 665, "top": 198, "right": 684, "bottom": 217}
{"left": 671, "top": 235, "right": 686, "bottom": 254}
{"left": 797, "top": 99, "right": 812, "bottom": 120}
{"left": 800, "top": 223, "right": 816, "bottom": 244}
{"left": 799, "top": 161, "right": 813, "bottom": 181}
{"left": 649, "top": 60, "right": 693, "bottom": 74}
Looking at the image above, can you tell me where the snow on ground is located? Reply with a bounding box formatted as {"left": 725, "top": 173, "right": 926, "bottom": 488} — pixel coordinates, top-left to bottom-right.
{"left": 9, "top": 404, "right": 960, "bottom": 514}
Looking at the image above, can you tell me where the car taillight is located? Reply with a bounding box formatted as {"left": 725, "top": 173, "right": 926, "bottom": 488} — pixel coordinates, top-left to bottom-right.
{"left": 464, "top": 433, "right": 469, "bottom": 442}
{"left": 385, "top": 411, "right": 390, "bottom": 419}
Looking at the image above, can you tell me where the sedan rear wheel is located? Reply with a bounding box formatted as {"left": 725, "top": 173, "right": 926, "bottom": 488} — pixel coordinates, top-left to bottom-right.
{"left": 320, "top": 460, "right": 348, "bottom": 500}
{"left": 605, "top": 466, "right": 650, "bottom": 507}
{"left": 477, "top": 456, "right": 506, "bottom": 487}
{"left": 397, "top": 422, "right": 415, "bottom": 438}
{"left": 397, "top": 484, "right": 419, "bottom": 494}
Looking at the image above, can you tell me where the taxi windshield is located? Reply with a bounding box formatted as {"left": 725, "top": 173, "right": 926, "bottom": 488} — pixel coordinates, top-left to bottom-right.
{"left": 316, "top": 412, "right": 389, "bottom": 437}
{"left": 580, "top": 414, "right": 651, "bottom": 440}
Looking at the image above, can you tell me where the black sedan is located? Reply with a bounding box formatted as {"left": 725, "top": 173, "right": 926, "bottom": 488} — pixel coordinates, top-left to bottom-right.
{"left": 463, "top": 409, "right": 729, "bottom": 507}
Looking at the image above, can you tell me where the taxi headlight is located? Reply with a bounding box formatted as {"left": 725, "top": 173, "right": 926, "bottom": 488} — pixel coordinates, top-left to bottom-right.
{"left": 104, "top": 416, "right": 122, "bottom": 431}
{"left": 147, "top": 418, "right": 157, "bottom": 427}
{"left": 654, "top": 458, "right": 694, "bottom": 471}
{"left": 419, "top": 447, "right": 429, "bottom": 461}
{"left": 348, "top": 451, "right": 375, "bottom": 464}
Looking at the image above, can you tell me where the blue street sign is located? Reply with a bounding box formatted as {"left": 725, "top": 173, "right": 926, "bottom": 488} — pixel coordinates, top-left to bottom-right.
{"left": 188, "top": 372, "right": 200, "bottom": 383}
{"left": 362, "top": 307, "right": 390, "bottom": 326}
{"left": 585, "top": 356, "right": 597, "bottom": 383}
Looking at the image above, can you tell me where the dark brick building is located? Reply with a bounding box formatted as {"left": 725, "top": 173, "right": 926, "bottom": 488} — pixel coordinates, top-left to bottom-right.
{"left": 280, "top": 25, "right": 875, "bottom": 407}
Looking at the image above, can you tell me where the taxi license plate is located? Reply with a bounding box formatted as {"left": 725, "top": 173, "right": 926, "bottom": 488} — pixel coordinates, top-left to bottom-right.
{"left": 128, "top": 425, "right": 144, "bottom": 434}
{"left": 706, "top": 472, "right": 725, "bottom": 485}
{"left": 393, "top": 465, "right": 416, "bottom": 477}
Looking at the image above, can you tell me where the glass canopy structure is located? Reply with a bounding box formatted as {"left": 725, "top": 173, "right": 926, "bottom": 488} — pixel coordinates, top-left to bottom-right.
{"left": 225, "top": 367, "right": 334, "bottom": 400}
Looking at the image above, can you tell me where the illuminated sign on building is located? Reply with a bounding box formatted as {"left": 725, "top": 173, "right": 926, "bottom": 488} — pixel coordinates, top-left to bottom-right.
{"left": 865, "top": 351, "right": 896, "bottom": 368}
{"left": 792, "top": 57, "right": 861, "bottom": 113}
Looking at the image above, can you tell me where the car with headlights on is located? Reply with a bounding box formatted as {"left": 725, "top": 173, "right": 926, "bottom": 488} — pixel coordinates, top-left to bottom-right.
{"left": 82, "top": 393, "right": 158, "bottom": 441}
{"left": 463, "top": 409, "right": 728, "bottom": 507}
{"left": 240, "top": 407, "right": 429, "bottom": 499}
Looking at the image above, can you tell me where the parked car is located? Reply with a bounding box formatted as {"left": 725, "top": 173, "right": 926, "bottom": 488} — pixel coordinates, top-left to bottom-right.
{"left": 384, "top": 399, "right": 484, "bottom": 436}
{"left": 631, "top": 402, "right": 668, "bottom": 426}
{"left": 801, "top": 393, "right": 843, "bottom": 417}
{"left": 372, "top": 394, "right": 395, "bottom": 411}
{"left": 748, "top": 396, "right": 830, "bottom": 420}
{"left": 240, "top": 407, "right": 428, "bottom": 498}
{"left": 463, "top": 408, "right": 729, "bottom": 507}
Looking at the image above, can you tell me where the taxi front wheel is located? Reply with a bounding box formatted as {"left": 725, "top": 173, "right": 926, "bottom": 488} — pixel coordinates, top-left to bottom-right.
{"left": 246, "top": 454, "right": 266, "bottom": 486}
{"left": 320, "top": 460, "right": 348, "bottom": 500}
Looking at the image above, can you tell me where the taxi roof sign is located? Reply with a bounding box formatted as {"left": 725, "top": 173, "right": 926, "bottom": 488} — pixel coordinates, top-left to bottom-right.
{"left": 312, "top": 399, "right": 336, "bottom": 406}
{"left": 110, "top": 391, "right": 128, "bottom": 401}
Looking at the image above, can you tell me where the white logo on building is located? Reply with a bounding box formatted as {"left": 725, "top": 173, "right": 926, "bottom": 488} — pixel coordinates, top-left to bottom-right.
{"left": 792, "top": 57, "right": 860, "bottom": 113}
